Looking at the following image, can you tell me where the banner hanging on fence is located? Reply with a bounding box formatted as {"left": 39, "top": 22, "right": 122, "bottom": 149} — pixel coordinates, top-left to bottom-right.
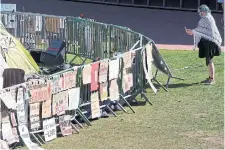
{"left": 52, "top": 91, "right": 68, "bottom": 116}
{"left": 99, "top": 61, "right": 108, "bottom": 83}
{"left": 91, "top": 92, "right": 101, "bottom": 119}
{"left": 68, "top": 88, "right": 80, "bottom": 110}
{"left": 59, "top": 115, "right": 72, "bottom": 136}
{"left": 29, "top": 103, "right": 40, "bottom": 130}
{"left": 91, "top": 62, "right": 99, "bottom": 91}
{"left": 42, "top": 99, "right": 52, "bottom": 118}
{"left": 122, "top": 51, "right": 132, "bottom": 69}
{"left": 82, "top": 65, "right": 92, "bottom": 84}
{"left": 63, "top": 70, "right": 77, "bottom": 90}
{"left": 109, "top": 58, "right": 119, "bottom": 80}
{"left": 16, "top": 88, "right": 27, "bottom": 126}
{"left": 43, "top": 118, "right": 57, "bottom": 142}
{"left": 51, "top": 75, "right": 64, "bottom": 94}
{"left": 100, "top": 82, "right": 108, "bottom": 101}
{"left": 29, "top": 81, "right": 51, "bottom": 103}
{"left": 110, "top": 79, "right": 119, "bottom": 101}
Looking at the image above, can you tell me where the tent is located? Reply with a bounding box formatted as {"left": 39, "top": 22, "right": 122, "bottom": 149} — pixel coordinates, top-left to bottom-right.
{"left": 0, "top": 23, "right": 40, "bottom": 88}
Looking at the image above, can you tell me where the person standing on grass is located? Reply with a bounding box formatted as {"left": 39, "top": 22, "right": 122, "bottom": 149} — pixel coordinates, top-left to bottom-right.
{"left": 185, "top": 4, "right": 222, "bottom": 85}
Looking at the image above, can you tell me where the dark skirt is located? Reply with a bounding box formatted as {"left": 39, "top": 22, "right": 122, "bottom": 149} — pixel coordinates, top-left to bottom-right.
{"left": 198, "top": 38, "right": 221, "bottom": 66}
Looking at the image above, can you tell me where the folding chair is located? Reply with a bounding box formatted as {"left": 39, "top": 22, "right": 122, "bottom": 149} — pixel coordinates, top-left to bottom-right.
{"left": 40, "top": 40, "right": 66, "bottom": 66}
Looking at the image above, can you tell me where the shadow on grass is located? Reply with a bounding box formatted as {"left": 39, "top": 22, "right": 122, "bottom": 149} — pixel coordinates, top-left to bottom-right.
{"left": 165, "top": 82, "right": 200, "bottom": 88}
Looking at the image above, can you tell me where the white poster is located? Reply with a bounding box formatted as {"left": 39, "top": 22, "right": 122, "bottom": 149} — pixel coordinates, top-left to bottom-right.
{"left": 43, "top": 118, "right": 57, "bottom": 142}
{"left": 52, "top": 91, "right": 68, "bottom": 116}
{"left": 18, "top": 125, "right": 44, "bottom": 150}
{"left": 122, "top": 51, "right": 132, "bottom": 69}
{"left": 29, "top": 103, "right": 40, "bottom": 130}
{"left": 82, "top": 65, "right": 92, "bottom": 84}
{"left": 68, "top": 88, "right": 80, "bottom": 110}
{"left": 59, "top": 115, "right": 72, "bottom": 136}
{"left": 2, "top": 117, "right": 18, "bottom": 145}
{"left": 0, "top": 91, "right": 17, "bottom": 110}
{"left": 51, "top": 75, "right": 64, "bottom": 94}
{"left": 16, "top": 88, "right": 27, "bottom": 126}
{"left": 90, "top": 92, "right": 101, "bottom": 119}
{"left": 109, "top": 58, "right": 120, "bottom": 80}
{"left": 99, "top": 61, "right": 108, "bottom": 83}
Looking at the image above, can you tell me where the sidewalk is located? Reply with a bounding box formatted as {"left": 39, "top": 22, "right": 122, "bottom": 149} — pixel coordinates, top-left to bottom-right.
{"left": 156, "top": 44, "right": 225, "bottom": 51}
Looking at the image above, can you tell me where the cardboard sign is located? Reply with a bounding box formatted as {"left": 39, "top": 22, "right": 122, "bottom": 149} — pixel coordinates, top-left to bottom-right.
{"left": 18, "top": 125, "right": 44, "bottom": 150}
{"left": 42, "top": 99, "right": 52, "bottom": 119}
{"left": 109, "top": 58, "right": 119, "bottom": 80}
{"left": 51, "top": 75, "right": 64, "bottom": 94}
{"left": 52, "top": 91, "right": 68, "bottom": 116}
{"left": 43, "top": 118, "right": 57, "bottom": 142}
{"left": 63, "top": 70, "right": 77, "bottom": 90}
{"left": 99, "top": 61, "right": 108, "bottom": 83}
{"left": 82, "top": 65, "right": 92, "bottom": 84}
{"left": 59, "top": 115, "right": 72, "bottom": 136}
{"left": 100, "top": 82, "right": 108, "bottom": 101}
{"left": 29, "top": 81, "right": 51, "bottom": 103}
{"left": 29, "top": 103, "right": 40, "bottom": 130}
{"left": 91, "top": 62, "right": 99, "bottom": 91}
{"left": 122, "top": 51, "right": 132, "bottom": 69}
{"left": 109, "top": 79, "right": 119, "bottom": 101}
{"left": 90, "top": 92, "right": 101, "bottom": 119}
{"left": 68, "top": 88, "right": 80, "bottom": 110}
{"left": 16, "top": 88, "right": 26, "bottom": 126}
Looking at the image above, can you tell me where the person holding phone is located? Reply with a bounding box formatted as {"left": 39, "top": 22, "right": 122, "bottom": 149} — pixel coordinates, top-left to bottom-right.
{"left": 185, "top": 5, "right": 222, "bottom": 85}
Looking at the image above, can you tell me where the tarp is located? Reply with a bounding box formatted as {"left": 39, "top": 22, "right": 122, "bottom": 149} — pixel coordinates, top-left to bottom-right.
{"left": 0, "top": 23, "right": 40, "bottom": 75}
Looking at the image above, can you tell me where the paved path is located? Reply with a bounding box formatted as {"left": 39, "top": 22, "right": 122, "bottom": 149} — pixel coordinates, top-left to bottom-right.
{"left": 2, "top": 0, "right": 224, "bottom": 50}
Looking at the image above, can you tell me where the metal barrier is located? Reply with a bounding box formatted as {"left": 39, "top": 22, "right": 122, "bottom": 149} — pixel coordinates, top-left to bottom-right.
{"left": 0, "top": 11, "right": 184, "bottom": 149}
{"left": 1, "top": 12, "right": 141, "bottom": 61}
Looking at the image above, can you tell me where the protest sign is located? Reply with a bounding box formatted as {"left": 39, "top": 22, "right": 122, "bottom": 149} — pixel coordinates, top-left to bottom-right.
{"left": 16, "top": 88, "right": 27, "bottom": 125}
{"left": 42, "top": 99, "right": 52, "bottom": 118}
{"left": 59, "top": 115, "right": 72, "bottom": 136}
{"left": 122, "top": 51, "right": 132, "bottom": 69}
{"left": 82, "top": 65, "right": 92, "bottom": 84}
{"left": 0, "top": 91, "right": 16, "bottom": 110}
{"left": 68, "top": 88, "right": 80, "bottom": 110}
{"left": 52, "top": 91, "right": 68, "bottom": 116}
{"left": 91, "top": 92, "right": 101, "bottom": 119}
{"left": 109, "top": 79, "right": 119, "bottom": 101}
{"left": 100, "top": 82, "right": 108, "bottom": 101}
{"left": 63, "top": 70, "right": 77, "bottom": 90}
{"left": 29, "top": 103, "right": 40, "bottom": 130}
{"left": 91, "top": 62, "right": 99, "bottom": 91}
{"left": 51, "top": 75, "right": 64, "bottom": 94}
{"left": 43, "top": 118, "right": 57, "bottom": 142}
{"left": 99, "top": 61, "right": 108, "bottom": 83}
{"left": 109, "top": 58, "right": 119, "bottom": 80}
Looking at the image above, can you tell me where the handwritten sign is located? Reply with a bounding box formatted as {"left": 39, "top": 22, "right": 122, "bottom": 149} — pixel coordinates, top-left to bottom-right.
{"left": 59, "top": 115, "right": 72, "bottom": 136}
{"left": 109, "top": 79, "right": 119, "bottom": 101}
{"left": 109, "top": 58, "right": 119, "bottom": 80}
{"left": 29, "top": 103, "right": 40, "bottom": 130}
{"left": 29, "top": 81, "right": 51, "bottom": 103}
{"left": 82, "top": 65, "right": 92, "bottom": 84}
{"left": 43, "top": 118, "right": 57, "bottom": 142}
{"left": 16, "top": 88, "right": 26, "bottom": 126}
{"left": 100, "top": 83, "right": 108, "bottom": 101}
{"left": 99, "top": 61, "right": 108, "bottom": 83}
{"left": 91, "top": 92, "right": 101, "bottom": 119}
{"left": 63, "top": 70, "right": 77, "bottom": 90}
{"left": 91, "top": 62, "right": 99, "bottom": 91}
{"left": 51, "top": 75, "right": 64, "bottom": 94}
{"left": 42, "top": 99, "right": 52, "bottom": 119}
{"left": 122, "top": 51, "right": 132, "bottom": 69}
{"left": 68, "top": 88, "right": 80, "bottom": 110}
{"left": 52, "top": 91, "right": 68, "bottom": 116}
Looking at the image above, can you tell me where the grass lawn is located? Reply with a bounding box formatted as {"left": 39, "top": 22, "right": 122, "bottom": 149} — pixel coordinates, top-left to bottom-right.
{"left": 39, "top": 50, "right": 224, "bottom": 149}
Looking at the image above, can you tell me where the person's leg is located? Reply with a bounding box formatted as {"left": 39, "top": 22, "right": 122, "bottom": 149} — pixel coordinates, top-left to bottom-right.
{"left": 208, "top": 61, "right": 215, "bottom": 81}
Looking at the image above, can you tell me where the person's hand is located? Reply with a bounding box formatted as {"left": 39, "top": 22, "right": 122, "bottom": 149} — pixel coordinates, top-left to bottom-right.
{"left": 185, "top": 28, "right": 193, "bottom": 35}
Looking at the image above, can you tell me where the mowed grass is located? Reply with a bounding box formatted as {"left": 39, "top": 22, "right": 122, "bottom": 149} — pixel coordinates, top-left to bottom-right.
{"left": 40, "top": 50, "right": 224, "bottom": 149}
